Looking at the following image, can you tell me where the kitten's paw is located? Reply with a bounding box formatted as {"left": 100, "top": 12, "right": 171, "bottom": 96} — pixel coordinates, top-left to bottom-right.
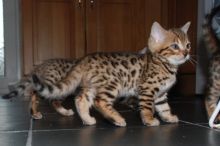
{"left": 83, "top": 117, "right": 96, "bottom": 125}
{"left": 142, "top": 117, "right": 160, "bottom": 126}
{"left": 162, "top": 114, "right": 179, "bottom": 123}
{"left": 32, "top": 112, "right": 43, "bottom": 120}
{"left": 113, "top": 118, "right": 127, "bottom": 127}
{"left": 65, "top": 109, "right": 74, "bottom": 116}
{"left": 57, "top": 108, "right": 74, "bottom": 116}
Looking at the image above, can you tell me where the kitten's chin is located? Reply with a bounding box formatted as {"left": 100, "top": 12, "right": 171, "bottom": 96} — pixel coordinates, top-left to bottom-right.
{"left": 168, "top": 55, "right": 190, "bottom": 66}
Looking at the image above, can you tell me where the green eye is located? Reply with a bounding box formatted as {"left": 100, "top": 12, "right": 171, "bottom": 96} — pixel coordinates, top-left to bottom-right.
{"left": 170, "top": 44, "right": 179, "bottom": 50}
{"left": 186, "top": 43, "right": 191, "bottom": 49}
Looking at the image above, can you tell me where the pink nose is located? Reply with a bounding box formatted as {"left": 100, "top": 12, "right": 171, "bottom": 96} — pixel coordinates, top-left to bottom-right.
{"left": 181, "top": 50, "right": 188, "bottom": 57}
{"left": 183, "top": 51, "right": 188, "bottom": 57}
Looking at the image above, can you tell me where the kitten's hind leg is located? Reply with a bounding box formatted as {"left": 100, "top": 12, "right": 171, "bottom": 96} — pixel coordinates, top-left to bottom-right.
{"left": 94, "top": 91, "right": 126, "bottom": 127}
{"left": 154, "top": 94, "right": 178, "bottom": 123}
{"left": 31, "top": 94, "right": 43, "bottom": 120}
{"left": 205, "top": 65, "right": 220, "bottom": 122}
{"left": 52, "top": 100, "right": 74, "bottom": 116}
{"left": 205, "top": 81, "right": 220, "bottom": 121}
{"left": 75, "top": 88, "right": 96, "bottom": 125}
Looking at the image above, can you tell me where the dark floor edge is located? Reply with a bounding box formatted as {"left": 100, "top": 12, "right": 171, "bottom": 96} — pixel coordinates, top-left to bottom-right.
{"left": 1, "top": 120, "right": 218, "bottom": 134}
{"left": 26, "top": 123, "right": 194, "bottom": 133}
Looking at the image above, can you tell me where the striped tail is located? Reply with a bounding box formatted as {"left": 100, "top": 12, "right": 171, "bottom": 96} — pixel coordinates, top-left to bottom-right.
{"left": 2, "top": 91, "right": 18, "bottom": 99}
{"left": 2, "top": 77, "right": 32, "bottom": 100}
{"left": 32, "top": 67, "right": 82, "bottom": 99}
{"left": 203, "top": 5, "right": 220, "bottom": 55}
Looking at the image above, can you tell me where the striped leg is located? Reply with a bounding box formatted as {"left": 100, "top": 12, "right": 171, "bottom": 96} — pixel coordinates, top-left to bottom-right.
{"left": 205, "top": 66, "right": 220, "bottom": 121}
{"left": 94, "top": 90, "right": 126, "bottom": 127}
{"left": 52, "top": 100, "right": 74, "bottom": 116}
{"left": 75, "top": 88, "right": 96, "bottom": 125}
{"left": 205, "top": 87, "right": 220, "bottom": 121}
{"left": 154, "top": 93, "right": 178, "bottom": 123}
{"left": 139, "top": 90, "right": 160, "bottom": 126}
{"left": 31, "top": 93, "right": 43, "bottom": 120}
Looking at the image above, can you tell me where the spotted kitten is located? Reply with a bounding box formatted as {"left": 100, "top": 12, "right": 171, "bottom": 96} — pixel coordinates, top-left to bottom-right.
{"left": 32, "top": 22, "right": 191, "bottom": 126}
{"left": 2, "top": 48, "right": 147, "bottom": 120}
{"left": 203, "top": 5, "right": 220, "bottom": 121}
{"left": 2, "top": 59, "right": 78, "bottom": 119}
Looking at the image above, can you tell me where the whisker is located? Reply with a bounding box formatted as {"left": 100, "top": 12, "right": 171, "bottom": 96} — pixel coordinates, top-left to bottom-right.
{"left": 190, "top": 57, "right": 198, "bottom": 64}
{"left": 189, "top": 59, "right": 195, "bottom": 66}
{"left": 193, "top": 59, "right": 198, "bottom": 64}
{"left": 187, "top": 56, "right": 198, "bottom": 66}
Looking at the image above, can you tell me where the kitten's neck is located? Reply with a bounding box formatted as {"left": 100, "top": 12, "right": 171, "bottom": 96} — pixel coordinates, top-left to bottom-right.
{"left": 150, "top": 53, "right": 178, "bottom": 74}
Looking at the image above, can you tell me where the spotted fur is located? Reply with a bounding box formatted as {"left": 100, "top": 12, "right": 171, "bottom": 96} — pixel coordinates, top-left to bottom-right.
{"left": 32, "top": 22, "right": 191, "bottom": 126}
{"left": 2, "top": 48, "right": 147, "bottom": 120}
{"left": 203, "top": 5, "right": 220, "bottom": 121}
{"left": 2, "top": 59, "right": 78, "bottom": 119}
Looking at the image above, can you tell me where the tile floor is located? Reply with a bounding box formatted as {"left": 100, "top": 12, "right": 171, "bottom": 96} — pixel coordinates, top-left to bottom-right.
{"left": 0, "top": 95, "right": 220, "bottom": 146}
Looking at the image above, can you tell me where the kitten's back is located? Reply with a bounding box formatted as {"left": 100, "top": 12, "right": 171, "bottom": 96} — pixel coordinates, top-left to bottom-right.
{"left": 33, "top": 59, "right": 78, "bottom": 84}
{"left": 203, "top": 5, "right": 220, "bottom": 54}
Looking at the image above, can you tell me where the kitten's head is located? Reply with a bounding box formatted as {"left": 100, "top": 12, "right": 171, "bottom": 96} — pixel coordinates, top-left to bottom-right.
{"left": 148, "top": 21, "right": 191, "bottom": 66}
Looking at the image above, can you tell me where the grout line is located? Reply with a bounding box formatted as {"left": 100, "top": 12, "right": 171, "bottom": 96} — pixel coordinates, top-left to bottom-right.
{"left": 179, "top": 120, "right": 220, "bottom": 131}
{"left": 179, "top": 120, "right": 210, "bottom": 129}
{"left": 25, "top": 118, "right": 33, "bottom": 146}
{"left": 0, "top": 130, "right": 28, "bottom": 134}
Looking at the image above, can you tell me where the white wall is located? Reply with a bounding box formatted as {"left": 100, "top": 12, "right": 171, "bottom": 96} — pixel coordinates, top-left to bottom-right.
{"left": 0, "top": 0, "right": 21, "bottom": 93}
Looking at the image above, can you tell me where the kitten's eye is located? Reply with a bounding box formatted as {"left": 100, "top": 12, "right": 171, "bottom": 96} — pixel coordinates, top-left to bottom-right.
{"left": 186, "top": 43, "right": 191, "bottom": 49}
{"left": 170, "top": 44, "right": 179, "bottom": 50}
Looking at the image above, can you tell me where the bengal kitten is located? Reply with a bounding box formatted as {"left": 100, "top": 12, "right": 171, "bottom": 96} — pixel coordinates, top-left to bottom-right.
{"left": 2, "top": 59, "right": 78, "bottom": 119}
{"left": 203, "top": 5, "right": 220, "bottom": 121}
{"left": 2, "top": 48, "right": 147, "bottom": 120}
{"left": 32, "top": 22, "right": 191, "bottom": 126}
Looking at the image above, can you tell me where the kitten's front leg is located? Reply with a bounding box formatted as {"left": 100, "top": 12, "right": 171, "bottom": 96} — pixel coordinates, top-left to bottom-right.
{"left": 154, "top": 93, "right": 178, "bottom": 123}
{"left": 138, "top": 90, "right": 160, "bottom": 126}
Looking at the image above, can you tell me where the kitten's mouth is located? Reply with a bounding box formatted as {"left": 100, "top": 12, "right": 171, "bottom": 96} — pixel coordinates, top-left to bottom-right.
{"left": 185, "top": 54, "right": 190, "bottom": 60}
{"left": 178, "top": 54, "right": 190, "bottom": 64}
{"left": 169, "top": 55, "right": 190, "bottom": 65}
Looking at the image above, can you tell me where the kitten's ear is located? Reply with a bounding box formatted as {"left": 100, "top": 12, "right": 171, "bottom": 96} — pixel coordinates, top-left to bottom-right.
{"left": 150, "top": 22, "right": 166, "bottom": 43}
{"left": 181, "top": 21, "right": 191, "bottom": 33}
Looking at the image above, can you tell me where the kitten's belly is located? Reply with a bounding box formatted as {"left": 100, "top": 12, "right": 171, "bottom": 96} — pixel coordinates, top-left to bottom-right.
{"left": 118, "top": 87, "right": 137, "bottom": 98}
{"left": 157, "top": 77, "right": 176, "bottom": 97}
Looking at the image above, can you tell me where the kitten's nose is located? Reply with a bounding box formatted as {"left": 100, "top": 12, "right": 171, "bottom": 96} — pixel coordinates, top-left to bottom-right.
{"left": 183, "top": 52, "right": 188, "bottom": 57}
{"left": 181, "top": 50, "right": 188, "bottom": 57}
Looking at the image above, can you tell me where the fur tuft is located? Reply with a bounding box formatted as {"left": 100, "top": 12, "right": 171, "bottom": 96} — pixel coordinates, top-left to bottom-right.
{"left": 138, "top": 47, "right": 148, "bottom": 54}
{"left": 32, "top": 74, "right": 40, "bottom": 85}
{"left": 31, "top": 64, "right": 83, "bottom": 99}
{"left": 32, "top": 74, "right": 45, "bottom": 91}
{"left": 203, "top": 5, "right": 220, "bottom": 54}
{"left": 2, "top": 77, "right": 32, "bottom": 100}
